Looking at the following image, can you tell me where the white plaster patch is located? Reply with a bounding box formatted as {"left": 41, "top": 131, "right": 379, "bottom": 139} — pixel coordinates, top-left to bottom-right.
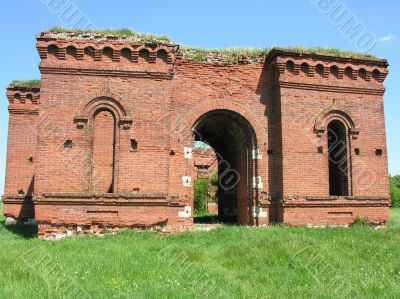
{"left": 178, "top": 206, "right": 192, "bottom": 218}
{"left": 184, "top": 147, "right": 192, "bottom": 158}
{"left": 251, "top": 206, "right": 268, "bottom": 218}
{"left": 182, "top": 176, "right": 192, "bottom": 187}
{"left": 252, "top": 149, "right": 262, "bottom": 160}
{"left": 253, "top": 176, "right": 263, "bottom": 189}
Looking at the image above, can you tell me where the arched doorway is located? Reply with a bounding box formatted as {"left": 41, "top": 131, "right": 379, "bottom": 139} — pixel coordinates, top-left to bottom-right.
{"left": 327, "top": 120, "right": 349, "bottom": 196}
{"left": 192, "top": 109, "right": 258, "bottom": 224}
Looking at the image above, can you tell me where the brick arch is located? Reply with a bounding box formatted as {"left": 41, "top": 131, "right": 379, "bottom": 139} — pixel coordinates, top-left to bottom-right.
{"left": 315, "top": 107, "right": 359, "bottom": 139}
{"left": 321, "top": 110, "right": 355, "bottom": 128}
{"left": 63, "top": 42, "right": 81, "bottom": 50}
{"left": 74, "top": 87, "right": 133, "bottom": 129}
{"left": 172, "top": 99, "right": 267, "bottom": 147}
{"left": 84, "top": 97, "right": 126, "bottom": 120}
{"left": 115, "top": 45, "right": 135, "bottom": 51}
{"left": 100, "top": 44, "right": 118, "bottom": 51}
{"left": 82, "top": 43, "right": 100, "bottom": 50}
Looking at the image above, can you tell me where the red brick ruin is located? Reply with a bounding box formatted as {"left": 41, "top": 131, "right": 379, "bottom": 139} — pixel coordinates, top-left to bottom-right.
{"left": 3, "top": 30, "right": 390, "bottom": 238}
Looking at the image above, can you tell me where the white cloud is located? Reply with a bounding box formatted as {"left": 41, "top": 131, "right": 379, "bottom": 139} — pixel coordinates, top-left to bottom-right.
{"left": 379, "top": 34, "right": 396, "bottom": 42}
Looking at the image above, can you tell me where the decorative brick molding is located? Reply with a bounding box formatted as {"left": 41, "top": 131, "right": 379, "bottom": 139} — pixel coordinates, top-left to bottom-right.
{"left": 267, "top": 48, "right": 388, "bottom": 95}
{"left": 314, "top": 105, "right": 359, "bottom": 139}
{"left": 36, "top": 31, "right": 177, "bottom": 65}
{"left": 6, "top": 85, "right": 40, "bottom": 105}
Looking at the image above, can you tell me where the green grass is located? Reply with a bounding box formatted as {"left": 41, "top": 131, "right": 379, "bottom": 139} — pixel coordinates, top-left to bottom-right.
{"left": 283, "top": 46, "right": 379, "bottom": 59}
{"left": 45, "top": 25, "right": 171, "bottom": 42}
{"left": 180, "top": 46, "right": 271, "bottom": 63}
{"left": 180, "top": 46, "right": 379, "bottom": 63}
{"left": 1, "top": 200, "right": 399, "bottom": 298}
{"left": 9, "top": 80, "right": 41, "bottom": 87}
{"left": 42, "top": 26, "right": 380, "bottom": 63}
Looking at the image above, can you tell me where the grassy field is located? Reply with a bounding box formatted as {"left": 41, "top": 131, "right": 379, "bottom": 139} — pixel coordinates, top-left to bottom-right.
{"left": 0, "top": 202, "right": 399, "bottom": 299}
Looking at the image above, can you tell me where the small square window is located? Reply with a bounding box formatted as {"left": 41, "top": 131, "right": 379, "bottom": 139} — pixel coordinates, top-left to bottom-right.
{"left": 354, "top": 148, "right": 360, "bottom": 155}
{"left": 130, "top": 139, "right": 138, "bottom": 150}
{"left": 64, "top": 140, "right": 73, "bottom": 148}
{"left": 375, "top": 149, "right": 383, "bottom": 156}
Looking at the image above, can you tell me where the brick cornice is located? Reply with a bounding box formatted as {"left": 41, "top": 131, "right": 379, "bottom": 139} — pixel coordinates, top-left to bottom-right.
{"left": 34, "top": 199, "right": 170, "bottom": 206}
{"left": 282, "top": 195, "right": 390, "bottom": 208}
{"left": 8, "top": 106, "right": 39, "bottom": 115}
{"left": 6, "top": 85, "right": 40, "bottom": 104}
{"left": 41, "top": 192, "right": 167, "bottom": 198}
{"left": 266, "top": 47, "right": 388, "bottom": 67}
{"left": 36, "top": 35, "right": 177, "bottom": 65}
{"left": 39, "top": 65, "right": 174, "bottom": 80}
{"left": 279, "top": 80, "right": 385, "bottom": 95}
{"left": 34, "top": 193, "right": 169, "bottom": 206}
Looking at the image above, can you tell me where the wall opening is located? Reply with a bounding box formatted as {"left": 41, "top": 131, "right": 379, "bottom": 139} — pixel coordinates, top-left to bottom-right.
{"left": 92, "top": 109, "right": 116, "bottom": 193}
{"left": 192, "top": 110, "right": 256, "bottom": 224}
{"left": 328, "top": 120, "right": 349, "bottom": 196}
{"left": 193, "top": 141, "right": 218, "bottom": 221}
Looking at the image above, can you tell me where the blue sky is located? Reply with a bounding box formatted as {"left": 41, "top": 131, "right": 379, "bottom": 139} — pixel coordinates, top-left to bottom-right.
{"left": 0, "top": 0, "right": 398, "bottom": 194}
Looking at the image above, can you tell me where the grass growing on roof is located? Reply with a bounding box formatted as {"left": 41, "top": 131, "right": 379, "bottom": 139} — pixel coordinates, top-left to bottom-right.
{"left": 180, "top": 46, "right": 271, "bottom": 63}
{"left": 10, "top": 80, "right": 41, "bottom": 87}
{"left": 46, "top": 25, "right": 171, "bottom": 42}
{"left": 181, "top": 45, "right": 379, "bottom": 62}
{"left": 42, "top": 27, "right": 380, "bottom": 61}
{"left": 286, "top": 46, "right": 379, "bottom": 59}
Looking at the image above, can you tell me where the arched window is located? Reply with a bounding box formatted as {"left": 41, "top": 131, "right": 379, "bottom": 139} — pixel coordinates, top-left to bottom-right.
{"left": 157, "top": 49, "right": 168, "bottom": 62}
{"left": 286, "top": 60, "right": 295, "bottom": 73}
{"left": 84, "top": 47, "right": 95, "bottom": 61}
{"left": 330, "top": 65, "right": 339, "bottom": 78}
{"left": 121, "top": 48, "right": 131, "bottom": 62}
{"left": 344, "top": 67, "right": 353, "bottom": 79}
{"left": 358, "top": 68, "right": 367, "bottom": 79}
{"left": 300, "top": 62, "right": 309, "bottom": 75}
{"left": 139, "top": 49, "right": 150, "bottom": 62}
{"left": 102, "top": 47, "right": 113, "bottom": 62}
{"left": 315, "top": 64, "right": 324, "bottom": 77}
{"left": 92, "top": 109, "right": 116, "bottom": 193}
{"left": 48, "top": 45, "right": 58, "bottom": 59}
{"left": 372, "top": 69, "right": 380, "bottom": 81}
{"left": 66, "top": 46, "right": 77, "bottom": 60}
{"left": 328, "top": 120, "right": 349, "bottom": 196}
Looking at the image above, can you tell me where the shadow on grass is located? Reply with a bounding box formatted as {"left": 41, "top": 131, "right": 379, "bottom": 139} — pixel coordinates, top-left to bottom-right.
{"left": 193, "top": 214, "right": 240, "bottom": 226}
{"left": 1, "top": 221, "right": 38, "bottom": 239}
{"left": 194, "top": 214, "right": 219, "bottom": 224}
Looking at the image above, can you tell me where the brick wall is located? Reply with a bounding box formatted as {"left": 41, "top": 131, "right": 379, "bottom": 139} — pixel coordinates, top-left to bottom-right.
{"left": 3, "top": 85, "right": 39, "bottom": 221}
{"left": 2, "top": 33, "right": 390, "bottom": 237}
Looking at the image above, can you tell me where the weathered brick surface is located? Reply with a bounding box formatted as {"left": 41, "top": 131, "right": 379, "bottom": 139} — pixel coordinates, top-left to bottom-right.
{"left": 2, "top": 33, "right": 390, "bottom": 237}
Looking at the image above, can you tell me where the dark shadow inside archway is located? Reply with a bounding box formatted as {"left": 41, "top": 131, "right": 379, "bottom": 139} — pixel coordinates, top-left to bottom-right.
{"left": 328, "top": 120, "right": 349, "bottom": 196}
{"left": 192, "top": 109, "right": 256, "bottom": 224}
